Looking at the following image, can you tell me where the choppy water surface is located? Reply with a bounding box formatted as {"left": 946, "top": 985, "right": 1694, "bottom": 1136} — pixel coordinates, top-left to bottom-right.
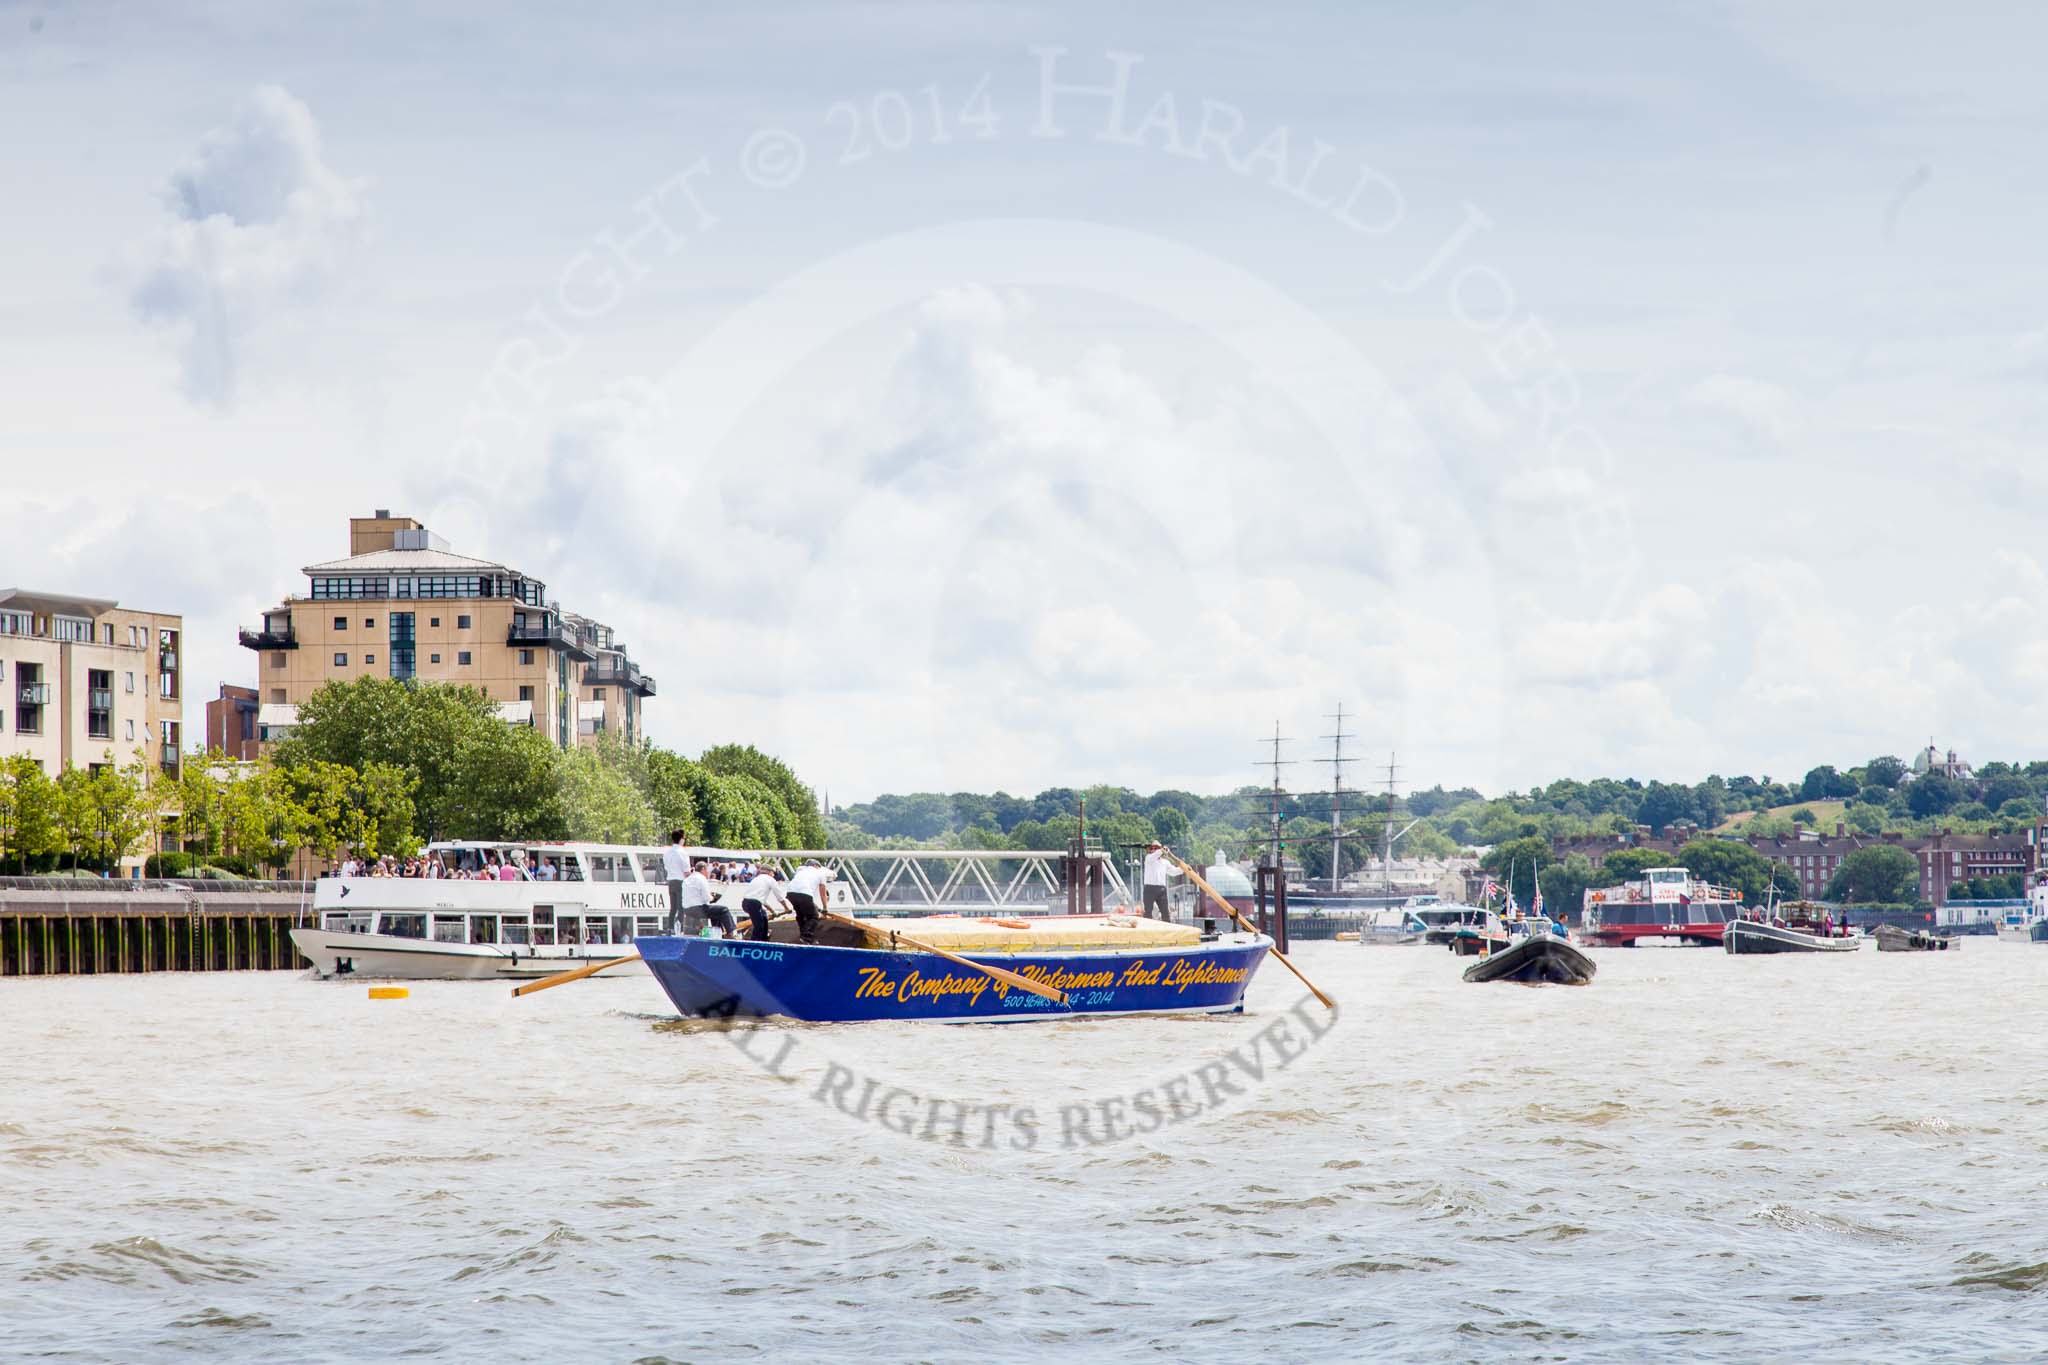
{"left": 4, "top": 941, "right": 2047, "bottom": 1362}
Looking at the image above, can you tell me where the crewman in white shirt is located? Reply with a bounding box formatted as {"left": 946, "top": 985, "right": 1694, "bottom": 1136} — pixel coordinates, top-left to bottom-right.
{"left": 784, "top": 859, "right": 835, "bottom": 944}
{"left": 740, "top": 868, "right": 791, "bottom": 942}
{"left": 680, "top": 858, "right": 736, "bottom": 937}
{"left": 1141, "top": 841, "right": 1176, "bottom": 920}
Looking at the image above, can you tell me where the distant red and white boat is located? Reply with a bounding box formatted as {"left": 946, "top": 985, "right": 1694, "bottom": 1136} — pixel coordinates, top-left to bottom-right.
{"left": 1582, "top": 867, "right": 1743, "bottom": 947}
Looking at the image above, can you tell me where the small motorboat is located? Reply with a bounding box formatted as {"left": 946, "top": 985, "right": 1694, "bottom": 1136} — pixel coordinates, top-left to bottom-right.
{"left": 1723, "top": 918, "right": 1863, "bottom": 954}
{"left": 1874, "top": 924, "right": 1954, "bottom": 953}
{"left": 1462, "top": 926, "right": 1596, "bottom": 985}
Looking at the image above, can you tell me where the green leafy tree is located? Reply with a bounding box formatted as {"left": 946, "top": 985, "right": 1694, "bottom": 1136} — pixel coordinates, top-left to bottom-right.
{"left": 1907, "top": 774, "right": 1960, "bottom": 818}
{"left": 557, "top": 743, "right": 658, "bottom": 844}
{"left": 1149, "top": 804, "right": 1192, "bottom": 850}
{"left": 1863, "top": 755, "right": 1907, "bottom": 789}
{"left": 636, "top": 746, "right": 704, "bottom": 842}
{"left": 1537, "top": 853, "right": 1598, "bottom": 924}
{"left": 275, "top": 678, "right": 511, "bottom": 840}
{"left": 701, "top": 743, "right": 824, "bottom": 846}
{"left": 1826, "top": 845, "right": 1920, "bottom": 904}
{"left": 0, "top": 755, "right": 63, "bottom": 870}
{"left": 1675, "top": 838, "right": 1781, "bottom": 905}
{"left": 1480, "top": 835, "right": 1554, "bottom": 906}
{"left": 55, "top": 756, "right": 154, "bottom": 873}
{"left": 221, "top": 765, "right": 309, "bottom": 874}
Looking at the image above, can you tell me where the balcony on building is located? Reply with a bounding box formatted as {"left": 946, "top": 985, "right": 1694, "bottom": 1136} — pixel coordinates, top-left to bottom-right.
{"left": 583, "top": 659, "right": 657, "bottom": 697}
{"left": 507, "top": 613, "right": 595, "bottom": 660}
{"left": 89, "top": 687, "right": 113, "bottom": 710}
{"left": 18, "top": 682, "right": 49, "bottom": 706}
{"left": 238, "top": 623, "right": 298, "bottom": 650}
{"left": 160, "top": 742, "right": 180, "bottom": 770}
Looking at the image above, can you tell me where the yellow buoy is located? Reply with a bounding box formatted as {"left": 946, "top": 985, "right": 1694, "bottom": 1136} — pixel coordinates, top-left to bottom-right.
{"left": 368, "top": 985, "right": 409, "bottom": 1001}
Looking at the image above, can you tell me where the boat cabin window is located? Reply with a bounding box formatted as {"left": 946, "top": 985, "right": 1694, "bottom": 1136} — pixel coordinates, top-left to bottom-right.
{"left": 533, "top": 854, "right": 579, "bottom": 882}
{"left": 497, "top": 915, "right": 528, "bottom": 945}
{"left": 379, "top": 913, "right": 426, "bottom": 939}
{"left": 1647, "top": 869, "right": 1688, "bottom": 885}
{"left": 587, "top": 853, "right": 623, "bottom": 882}
{"left": 322, "top": 911, "right": 373, "bottom": 934}
{"left": 636, "top": 853, "right": 666, "bottom": 881}
{"left": 433, "top": 915, "right": 467, "bottom": 943}
{"left": 635, "top": 916, "right": 660, "bottom": 936}
{"left": 611, "top": 915, "right": 632, "bottom": 943}
{"left": 557, "top": 915, "right": 582, "bottom": 944}
{"left": 469, "top": 915, "right": 500, "bottom": 943}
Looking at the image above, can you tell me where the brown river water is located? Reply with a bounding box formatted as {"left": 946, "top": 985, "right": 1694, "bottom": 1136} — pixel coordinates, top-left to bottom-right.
{"left": 3, "top": 939, "right": 2046, "bottom": 1362}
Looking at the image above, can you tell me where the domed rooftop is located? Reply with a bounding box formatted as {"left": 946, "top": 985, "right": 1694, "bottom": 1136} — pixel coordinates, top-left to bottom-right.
{"left": 1203, "top": 862, "right": 1255, "bottom": 898}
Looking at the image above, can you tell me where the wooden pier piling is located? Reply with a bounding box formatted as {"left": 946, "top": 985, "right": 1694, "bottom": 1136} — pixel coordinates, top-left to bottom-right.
{"left": 0, "top": 880, "right": 315, "bottom": 978}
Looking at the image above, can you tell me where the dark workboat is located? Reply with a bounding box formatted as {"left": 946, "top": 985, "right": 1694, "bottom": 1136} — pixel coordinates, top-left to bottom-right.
{"left": 1462, "top": 926, "right": 1597, "bottom": 985}
{"left": 1724, "top": 911, "right": 1863, "bottom": 955}
{"left": 1874, "top": 925, "right": 1954, "bottom": 953}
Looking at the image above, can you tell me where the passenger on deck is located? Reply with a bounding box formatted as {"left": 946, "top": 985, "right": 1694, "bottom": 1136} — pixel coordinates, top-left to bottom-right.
{"left": 741, "top": 867, "right": 790, "bottom": 942}
{"left": 784, "top": 859, "right": 834, "bottom": 945}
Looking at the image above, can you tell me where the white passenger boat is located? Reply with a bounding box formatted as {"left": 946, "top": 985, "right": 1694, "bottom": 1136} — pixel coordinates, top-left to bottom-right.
{"left": 291, "top": 840, "right": 766, "bottom": 980}
{"left": 1994, "top": 887, "right": 2048, "bottom": 942}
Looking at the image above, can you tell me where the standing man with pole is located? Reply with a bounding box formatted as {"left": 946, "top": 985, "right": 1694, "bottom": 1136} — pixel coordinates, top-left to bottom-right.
{"left": 661, "top": 829, "right": 692, "bottom": 935}
{"left": 1141, "top": 840, "right": 1176, "bottom": 921}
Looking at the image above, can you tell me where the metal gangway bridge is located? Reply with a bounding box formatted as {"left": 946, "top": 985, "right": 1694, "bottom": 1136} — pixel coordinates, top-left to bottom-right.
{"left": 748, "top": 849, "right": 1136, "bottom": 916}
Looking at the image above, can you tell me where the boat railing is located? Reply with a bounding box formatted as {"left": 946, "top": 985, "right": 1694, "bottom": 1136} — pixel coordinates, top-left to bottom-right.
{"left": 0, "top": 875, "right": 316, "bottom": 896}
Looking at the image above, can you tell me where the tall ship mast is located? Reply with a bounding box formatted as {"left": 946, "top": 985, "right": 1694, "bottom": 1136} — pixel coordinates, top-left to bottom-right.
{"left": 1258, "top": 720, "right": 1296, "bottom": 870}
{"left": 1319, "top": 702, "right": 1357, "bottom": 892}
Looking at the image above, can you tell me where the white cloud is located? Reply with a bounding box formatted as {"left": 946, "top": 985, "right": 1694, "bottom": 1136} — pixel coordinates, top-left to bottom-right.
{"left": 127, "top": 85, "right": 369, "bottom": 407}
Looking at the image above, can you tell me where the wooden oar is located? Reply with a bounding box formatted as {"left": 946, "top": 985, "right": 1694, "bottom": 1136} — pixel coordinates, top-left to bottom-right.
{"left": 824, "top": 911, "right": 1068, "bottom": 1007}
{"left": 509, "top": 951, "right": 640, "bottom": 998}
{"left": 1169, "top": 852, "right": 1336, "bottom": 1011}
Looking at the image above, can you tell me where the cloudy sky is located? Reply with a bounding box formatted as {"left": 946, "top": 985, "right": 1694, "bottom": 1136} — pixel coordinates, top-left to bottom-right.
{"left": 8, "top": 1, "right": 2047, "bottom": 801}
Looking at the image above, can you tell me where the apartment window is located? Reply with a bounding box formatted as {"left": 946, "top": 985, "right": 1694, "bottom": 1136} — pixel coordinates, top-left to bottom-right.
{"left": 364, "top": 654, "right": 375, "bottom": 666}
{"left": 365, "top": 617, "right": 376, "bottom": 629}
{"left": 457, "top": 651, "right": 472, "bottom": 666}
{"left": 593, "top": 688, "right": 606, "bottom": 700}
{"left": 456, "top": 615, "right": 471, "bottom": 630}
{"left": 87, "top": 669, "right": 112, "bottom": 739}
{"left": 518, "top": 685, "right": 534, "bottom": 701}
{"left": 269, "top": 688, "right": 286, "bottom": 703}
{"left": 519, "top": 649, "right": 534, "bottom": 666}
{"left": 101, "top": 623, "right": 113, "bottom": 645}
{"left": 125, "top": 719, "right": 135, "bottom": 741}
{"left": 429, "top": 653, "right": 441, "bottom": 664}
{"left": 124, "top": 671, "right": 135, "bottom": 693}
{"left": 54, "top": 616, "right": 91, "bottom": 643}
{"left": 334, "top": 616, "right": 348, "bottom": 631}
{"left": 160, "top": 673, "right": 174, "bottom": 699}
{"left": 271, "top": 652, "right": 286, "bottom": 669}
{"left": 429, "top": 617, "right": 440, "bottom": 628}
{"left": 333, "top": 652, "right": 348, "bottom": 667}
{"left": 389, "top": 612, "right": 415, "bottom": 682}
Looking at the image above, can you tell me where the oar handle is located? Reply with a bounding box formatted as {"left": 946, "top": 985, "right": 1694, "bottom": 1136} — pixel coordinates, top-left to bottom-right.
{"left": 1169, "top": 853, "right": 1336, "bottom": 1012}
{"left": 510, "top": 951, "right": 641, "bottom": 998}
